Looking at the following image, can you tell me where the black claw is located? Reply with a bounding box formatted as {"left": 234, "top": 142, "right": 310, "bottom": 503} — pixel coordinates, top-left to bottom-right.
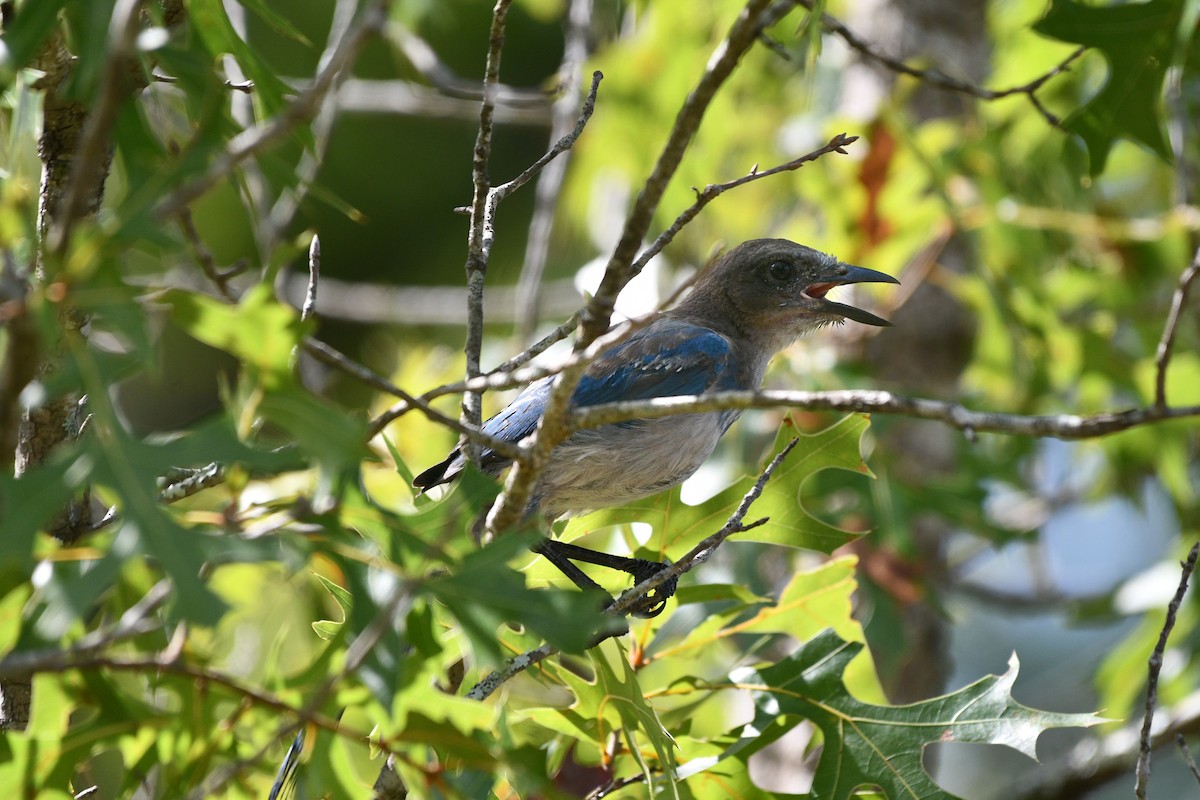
{"left": 535, "top": 540, "right": 680, "bottom": 619}
{"left": 625, "top": 559, "right": 678, "bottom": 619}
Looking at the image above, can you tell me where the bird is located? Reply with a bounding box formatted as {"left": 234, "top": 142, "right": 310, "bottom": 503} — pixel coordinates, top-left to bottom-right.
{"left": 415, "top": 238, "right": 898, "bottom": 616}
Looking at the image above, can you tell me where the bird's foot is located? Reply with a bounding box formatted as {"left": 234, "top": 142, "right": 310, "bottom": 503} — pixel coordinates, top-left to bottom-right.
{"left": 621, "top": 558, "right": 678, "bottom": 619}
{"left": 534, "top": 540, "right": 679, "bottom": 619}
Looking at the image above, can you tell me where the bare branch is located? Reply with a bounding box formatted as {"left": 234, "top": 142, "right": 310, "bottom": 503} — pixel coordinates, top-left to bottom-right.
{"left": 336, "top": 78, "right": 553, "bottom": 125}
{"left": 796, "top": 0, "right": 1085, "bottom": 128}
{"left": 607, "top": 437, "right": 798, "bottom": 617}
{"left": 571, "top": 389, "right": 1200, "bottom": 440}
{"left": 1136, "top": 542, "right": 1199, "bottom": 799}
{"left": 266, "top": 0, "right": 359, "bottom": 250}
{"left": 461, "top": 0, "right": 516, "bottom": 461}
{"left": 302, "top": 234, "right": 320, "bottom": 322}
{"left": 301, "top": 338, "right": 527, "bottom": 460}
{"left": 632, "top": 132, "right": 859, "bottom": 276}
{"left": 513, "top": 0, "right": 595, "bottom": 344}
{"left": 153, "top": 0, "right": 389, "bottom": 220}
{"left": 1154, "top": 246, "right": 1200, "bottom": 409}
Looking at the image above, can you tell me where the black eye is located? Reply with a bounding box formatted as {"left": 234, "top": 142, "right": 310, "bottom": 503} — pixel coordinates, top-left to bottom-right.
{"left": 767, "top": 261, "right": 793, "bottom": 282}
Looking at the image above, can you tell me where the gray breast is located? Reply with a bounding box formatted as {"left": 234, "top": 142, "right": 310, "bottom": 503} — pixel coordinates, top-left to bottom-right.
{"left": 535, "top": 411, "right": 729, "bottom": 517}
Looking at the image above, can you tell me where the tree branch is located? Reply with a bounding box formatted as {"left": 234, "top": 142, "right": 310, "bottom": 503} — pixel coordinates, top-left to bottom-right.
{"left": 1136, "top": 542, "right": 1199, "bottom": 799}
{"left": 796, "top": 0, "right": 1085, "bottom": 128}
{"left": 1154, "top": 246, "right": 1200, "bottom": 409}
{"left": 513, "top": 0, "right": 595, "bottom": 344}
{"left": 570, "top": 389, "right": 1200, "bottom": 440}
{"left": 460, "top": 0, "right": 515, "bottom": 463}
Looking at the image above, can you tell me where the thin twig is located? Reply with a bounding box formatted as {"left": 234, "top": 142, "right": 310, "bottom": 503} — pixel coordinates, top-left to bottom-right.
{"left": 461, "top": 0, "right": 515, "bottom": 465}
{"left": 300, "top": 338, "right": 526, "bottom": 460}
{"left": 1154, "top": 246, "right": 1200, "bottom": 409}
{"left": 513, "top": 0, "right": 595, "bottom": 344}
{"left": 570, "top": 389, "right": 1200, "bottom": 441}
{"left": 266, "top": 0, "right": 358, "bottom": 249}
{"left": 632, "top": 132, "right": 859, "bottom": 277}
{"left": 1177, "top": 734, "right": 1200, "bottom": 785}
{"left": 302, "top": 234, "right": 320, "bottom": 322}
{"left": 606, "top": 438, "right": 797, "bottom": 617}
{"left": 153, "top": 0, "right": 389, "bottom": 220}
{"left": 387, "top": 23, "right": 552, "bottom": 108}
{"left": 177, "top": 204, "right": 235, "bottom": 301}
{"left": 1135, "top": 542, "right": 1199, "bottom": 799}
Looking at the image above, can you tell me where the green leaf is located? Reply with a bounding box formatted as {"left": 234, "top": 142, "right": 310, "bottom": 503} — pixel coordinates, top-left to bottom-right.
{"left": 0, "top": 457, "right": 74, "bottom": 573}
{"left": 679, "top": 629, "right": 1103, "bottom": 799}
{"left": 312, "top": 573, "right": 351, "bottom": 640}
{"left": 651, "top": 557, "right": 885, "bottom": 703}
{"left": 236, "top": 0, "right": 314, "bottom": 46}
{"left": 587, "top": 639, "right": 679, "bottom": 798}
{"left": 159, "top": 285, "right": 307, "bottom": 383}
{"left": 1034, "top": 0, "right": 1185, "bottom": 174}
{"left": 425, "top": 533, "right": 618, "bottom": 663}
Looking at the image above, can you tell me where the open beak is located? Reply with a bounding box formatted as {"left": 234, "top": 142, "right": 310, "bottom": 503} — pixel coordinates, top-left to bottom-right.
{"left": 804, "top": 264, "right": 900, "bottom": 327}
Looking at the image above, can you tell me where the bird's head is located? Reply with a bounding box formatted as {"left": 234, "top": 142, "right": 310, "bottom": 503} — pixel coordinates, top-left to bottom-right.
{"left": 678, "top": 238, "right": 899, "bottom": 346}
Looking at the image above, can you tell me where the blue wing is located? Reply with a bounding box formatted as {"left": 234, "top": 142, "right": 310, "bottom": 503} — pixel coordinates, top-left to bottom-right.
{"left": 413, "top": 321, "right": 731, "bottom": 488}
{"left": 572, "top": 322, "right": 733, "bottom": 407}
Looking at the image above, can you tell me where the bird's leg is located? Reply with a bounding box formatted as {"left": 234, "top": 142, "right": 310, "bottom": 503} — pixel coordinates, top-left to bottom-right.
{"left": 534, "top": 539, "right": 678, "bottom": 619}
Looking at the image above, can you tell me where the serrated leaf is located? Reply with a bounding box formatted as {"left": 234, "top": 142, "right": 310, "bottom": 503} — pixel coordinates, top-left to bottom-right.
{"left": 680, "top": 629, "right": 1102, "bottom": 800}
{"left": 588, "top": 638, "right": 679, "bottom": 798}
{"left": 1034, "top": 0, "right": 1184, "bottom": 174}
{"left": 650, "top": 557, "right": 885, "bottom": 703}
{"left": 425, "top": 533, "right": 618, "bottom": 663}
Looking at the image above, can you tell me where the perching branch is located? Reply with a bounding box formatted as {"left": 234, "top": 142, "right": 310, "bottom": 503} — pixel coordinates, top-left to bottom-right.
{"left": 570, "top": 390, "right": 1200, "bottom": 440}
